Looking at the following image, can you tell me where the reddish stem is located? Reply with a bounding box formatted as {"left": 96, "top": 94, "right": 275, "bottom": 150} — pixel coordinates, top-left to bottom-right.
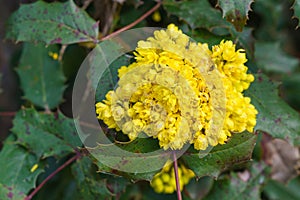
{"left": 101, "top": 1, "right": 162, "bottom": 41}
{"left": 24, "top": 153, "right": 80, "bottom": 200}
{"left": 0, "top": 111, "right": 16, "bottom": 117}
{"left": 173, "top": 152, "right": 182, "bottom": 200}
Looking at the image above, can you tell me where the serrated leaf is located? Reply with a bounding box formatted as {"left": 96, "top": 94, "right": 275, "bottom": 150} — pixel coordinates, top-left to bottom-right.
{"left": 163, "top": 0, "right": 231, "bottom": 31}
{"left": 71, "top": 157, "right": 113, "bottom": 199}
{"left": 245, "top": 73, "right": 300, "bottom": 146}
{"left": 204, "top": 162, "right": 268, "bottom": 200}
{"left": 6, "top": 0, "right": 98, "bottom": 44}
{"left": 11, "top": 108, "right": 82, "bottom": 158}
{"left": 0, "top": 139, "right": 43, "bottom": 195}
{"left": 218, "top": 0, "right": 254, "bottom": 31}
{"left": 0, "top": 183, "right": 27, "bottom": 200}
{"left": 254, "top": 42, "right": 299, "bottom": 74}
{"left": 16, "top": 43, "right": 66, "bottom": 110}
{"left": 292, "top": 0, "right": 300, "bottom": 28}
{"left": 91, "top": 137, "right": 169, "bottom": 181}
{"left": 182, "top": 132, "right": 257, "bottom": 178}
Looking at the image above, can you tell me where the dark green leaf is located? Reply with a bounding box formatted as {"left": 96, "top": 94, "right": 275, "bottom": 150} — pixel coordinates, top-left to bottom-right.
{"left": 163, "top": 0, "right": 231, "bottom": 31}
{"left": 292, "top": 0, "right": 300, "bottom": 28}
{"left": 95, "top": 53, "right": 132, "bottom": 102}
{"left": 34, "top": 157, "right": 82, "bottom": 200}
{"left": 117, "top": 1, "right": 153, "bottom": 29}
{"left": 0, "top": 183, "right": 27, "bottom": 200}
{"left": 252, "top": 0, "right": 286, "bottom": 41}
{"left": 188, "top": 28, "right": 228, "bottom": 47}
{"left": 264, "top": 177, "right": 300, "bottom": 200}
{"left": 182, "top": 132, "right": 257, "bottom": 178}
{"left": 282, "top": 73, "right": 300, "bottom": 110}
{"left": 0, "top": 139, "right": 43, "bottom": 195}
{"left": 91, "top": 137, "right": 168, "bottom": 181}
{"left": 11, "top": 108, "right": 81, "bottom": 158}
{"left": 218, "top": 0, "right": 254, "bottom": 31}
{"left": 71, "top": 157, "right": 113, "bottom": 199}
{"left": 230, "top": 27, "right": 254, "bottom": 58}
{"left": 16, "top": 43, "right": 66, "bottom": 110}
{"left": 6, "top": 0, "right": 98, "bottom": 44}
{"left": 245, "top": 73, "right": 300, "bottom": 146}
{"left": 254, "top": 42, "right": 299, "bottom": 74}
{"left": 204, "top": 162, "right": 268, "bottom": 200}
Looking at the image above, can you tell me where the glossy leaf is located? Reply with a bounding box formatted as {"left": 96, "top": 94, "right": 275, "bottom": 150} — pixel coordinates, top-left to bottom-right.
{"left": 182, "top": 132, "right": 257, "bottom": 178}
{"left": 292, "top": 0, "right": 300, "bottom": 28}
{"left": 204, "top": 163, "right": 268, "bottom": 200}
{"left": 11, "top": 108, "right": 82, "bottom": 158}
{"left": 163, "top": 0, "right": 231, "bottom": 31}
{"left": 16, "top": 43, "right": 65, "bottom": 110}
{"left": 218, "top": 0, "right": 254, "bottom": 31}
{"left": 6, "top": 0, "right": 99, "bottom": 44}
{"left": 254, "top": 42, "right": 299, "bottom": 74}
{"left": 245, "top": 73, "right": 300, "bottom": 146}
{"left": 0, "top": 139, "right": 43, "bottom": 195}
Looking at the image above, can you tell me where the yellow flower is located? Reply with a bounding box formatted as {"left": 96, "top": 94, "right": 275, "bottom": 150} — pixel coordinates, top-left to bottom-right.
{"left": 150, "top": 162, "right": 195, "bottom": 194}
{"left": 95, "top": 24, "right": 257, "bottom": 151}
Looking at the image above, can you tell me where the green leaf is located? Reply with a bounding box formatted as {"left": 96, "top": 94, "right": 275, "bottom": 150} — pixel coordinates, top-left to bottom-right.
{"left": 282, "top": 73, "right": 300, "bottom": 110}
{"left": 0, "top": 138, "right": 43, "bottom": 195}
{"left": 182, "top": 132, "right": 257, "bottom": 178}
{"left": 252, "top": 0, "right": 286, "bottom": 41}
{"left": 11, "top": 108, "right": 82, "bottom": 158}
{"left": 71, "top": 157, "right": 113, "bottom": 199}
{"left": 203, "top": 162, "right": 268, "bottom": 200}
{"left": 95, "top": 53, "right": 132, "bottom": 102}
{"left": 230, "top": 27, "right": 254, "bottom": 58}
{"left": 217, "top": 0, "right": 254, "bottom": 31}
{"left": 16, "top": 43, "right": 66, "bottom": 110}
{"left": 6, "top": 0, "right": 98, "bottom": 45}
{"left": 0, "top": 183, "right": 27, "bottom": 200}
{"left": 292, "top": 0, "right": 300, "bottom": 28}
{"left": 264, "top": 177, "right": 300, "bottom": 200}
{"left": 245, "top": 73, "right": 300, "bottom": 146}
{"left": 91, "top": 137, "right": 168, "bottom": 181}
{"left": 117, "top": 1, "right": 153, "bottom": 29}
{"left": 163, "top": 0, "right": 231, "bottom": 31}
{"left": 188, "top": 28, "right": 229, "bottom": 47}
{"left": 254, "top": 42, "right": 299, "bottom": 74}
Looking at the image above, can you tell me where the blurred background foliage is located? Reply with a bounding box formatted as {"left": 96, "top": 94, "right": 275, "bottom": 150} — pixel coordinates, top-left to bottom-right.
{"left": 0, "top": 0, "right": 300, "bottom": 199}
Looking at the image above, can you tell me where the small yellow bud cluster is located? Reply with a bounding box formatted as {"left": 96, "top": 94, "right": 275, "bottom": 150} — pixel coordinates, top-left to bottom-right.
{"left": 48, "top": 51, "right": 58, "bottom": 60}
{"left": 150, "top": 162, "right": 195, "bottom": 194}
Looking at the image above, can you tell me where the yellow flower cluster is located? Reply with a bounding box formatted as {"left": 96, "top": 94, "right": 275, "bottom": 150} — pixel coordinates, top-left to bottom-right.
{"left": 150, "top": 162, "right": 195, "bottom": 194}
{"left": 95, "top": 24, "right": 258, "bottom": 151}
